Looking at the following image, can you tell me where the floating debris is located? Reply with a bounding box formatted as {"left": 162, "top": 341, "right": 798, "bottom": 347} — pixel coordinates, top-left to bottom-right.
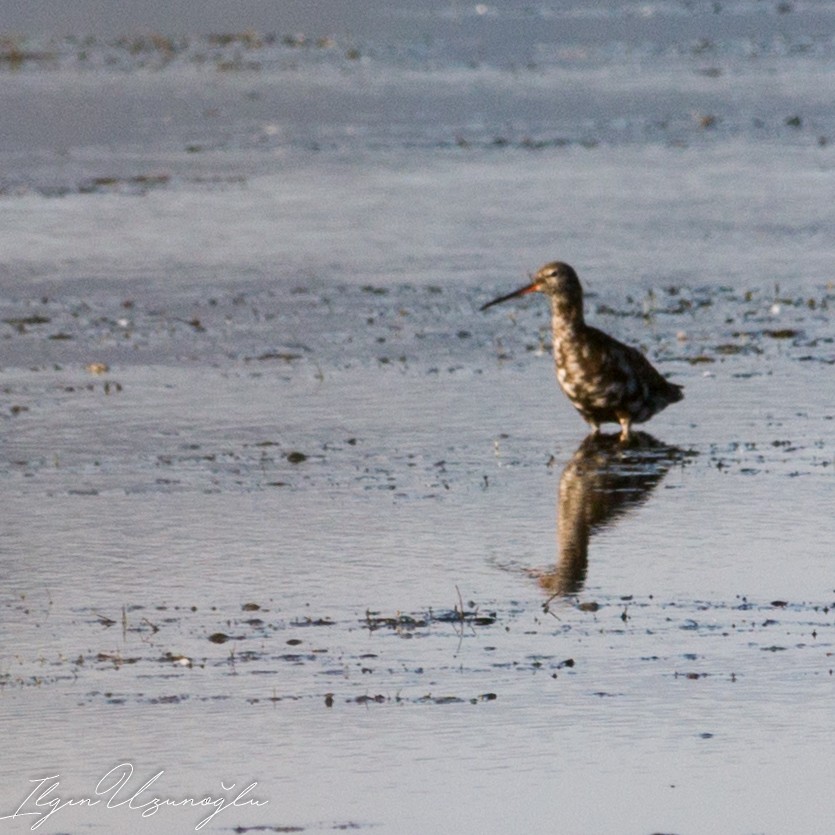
{"left": 208, "top": 632, "right": 231, "bottom": 644}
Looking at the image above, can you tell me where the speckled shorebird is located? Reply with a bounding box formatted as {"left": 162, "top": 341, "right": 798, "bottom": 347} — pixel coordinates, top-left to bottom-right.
{"left": 481, "top": 261, "right": 683, "bottom": 440}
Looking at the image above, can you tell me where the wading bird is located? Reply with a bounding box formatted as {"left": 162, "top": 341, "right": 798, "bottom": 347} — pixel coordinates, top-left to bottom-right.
{"left": 481, "top": 262, "right": 683, "bottom": 440}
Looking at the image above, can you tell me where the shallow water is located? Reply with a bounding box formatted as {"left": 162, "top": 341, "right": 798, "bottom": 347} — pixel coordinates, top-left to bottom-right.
{"left": 2, "top": 2, "right": 835, "bottom": 834}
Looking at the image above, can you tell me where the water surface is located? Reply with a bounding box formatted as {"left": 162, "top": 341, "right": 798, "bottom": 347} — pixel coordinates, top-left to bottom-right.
{"left": 2, "top": 2, "right": 834, "bottom": 833}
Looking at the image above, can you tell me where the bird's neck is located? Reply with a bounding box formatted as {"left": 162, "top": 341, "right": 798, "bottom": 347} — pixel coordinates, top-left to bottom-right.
{"left": 550, "top": 296, "right": 585, "bottom": 336}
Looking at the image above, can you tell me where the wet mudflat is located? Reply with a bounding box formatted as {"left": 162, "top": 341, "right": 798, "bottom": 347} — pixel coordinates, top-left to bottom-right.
{"left": 2, "top": 2, "right": 835, "bottom": 834}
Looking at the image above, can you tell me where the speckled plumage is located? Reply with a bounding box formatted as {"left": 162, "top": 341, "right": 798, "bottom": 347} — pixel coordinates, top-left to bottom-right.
{"left": 481, "top": 261, "right": 683, "bottom": 439}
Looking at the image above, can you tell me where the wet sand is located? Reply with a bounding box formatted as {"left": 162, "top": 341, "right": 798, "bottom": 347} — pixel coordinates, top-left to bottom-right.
{"left": 2, "top": 3, "right": 835, "bottom": 834}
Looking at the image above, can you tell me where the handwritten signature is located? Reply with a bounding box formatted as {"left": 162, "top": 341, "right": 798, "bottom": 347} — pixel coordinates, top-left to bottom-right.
{"left": 0, "top": 762, "right": 269, "bottom": 831}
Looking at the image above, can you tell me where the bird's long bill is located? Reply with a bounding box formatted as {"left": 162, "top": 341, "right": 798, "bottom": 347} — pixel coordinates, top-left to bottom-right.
{"left": 480, "top": 280, "right": 542, "bottom": 311}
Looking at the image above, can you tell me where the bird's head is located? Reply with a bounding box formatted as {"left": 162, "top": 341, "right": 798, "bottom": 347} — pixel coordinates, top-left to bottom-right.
{"left": 480, "top": 262, "right": 582, "bottom": 311}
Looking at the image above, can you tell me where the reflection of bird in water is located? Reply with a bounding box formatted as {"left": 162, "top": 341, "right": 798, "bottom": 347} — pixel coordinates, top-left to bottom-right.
{"left": 481, "top": 262, "right": 683, "bottom": 440}
{"left": 539, "top": 432, "right": 688, "bottom": 597}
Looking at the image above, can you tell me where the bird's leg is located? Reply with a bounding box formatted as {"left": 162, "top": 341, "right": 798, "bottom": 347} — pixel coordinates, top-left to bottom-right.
{"left": 618, "top": 417, "right": 632, "bottom": 442}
